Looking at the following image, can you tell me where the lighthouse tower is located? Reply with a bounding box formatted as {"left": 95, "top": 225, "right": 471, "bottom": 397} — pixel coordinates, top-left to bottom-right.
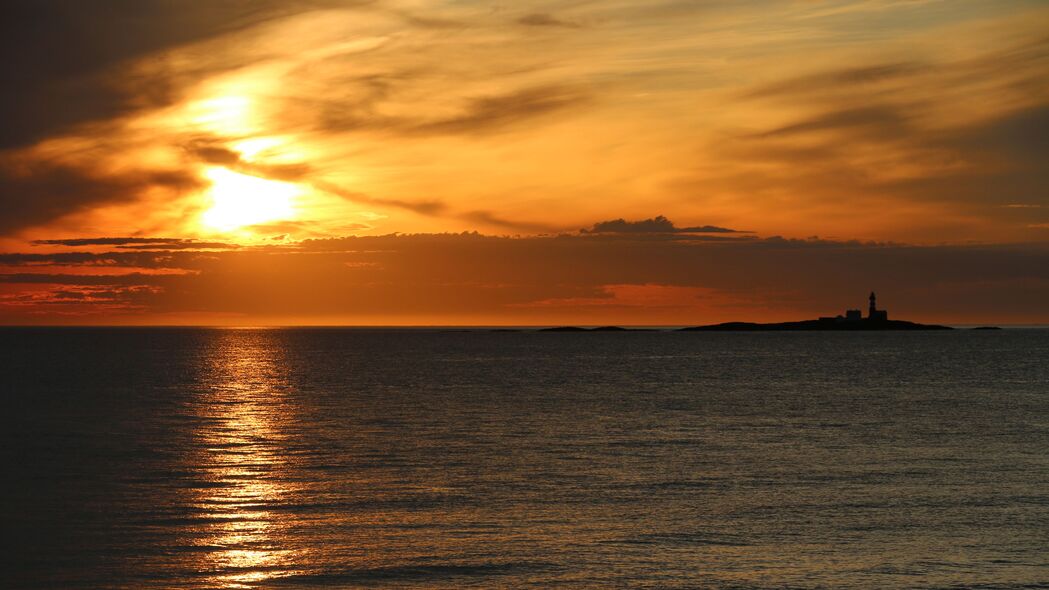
{"left": 868, "top": 291, "right": 888, "bottom": 321}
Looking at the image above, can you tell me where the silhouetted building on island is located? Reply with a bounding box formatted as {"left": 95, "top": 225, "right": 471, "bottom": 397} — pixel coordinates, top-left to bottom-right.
{"left": 868, "top": 291, "right": 888, "bottom": 321}
{"left": 820, "top": 292, "right": 889, "bottom": 323}
{"left": 685, "top": 290, "right": 953, "bottom": 330}
{"left": 685, "top": 290, "right": 954, "bottom": 330}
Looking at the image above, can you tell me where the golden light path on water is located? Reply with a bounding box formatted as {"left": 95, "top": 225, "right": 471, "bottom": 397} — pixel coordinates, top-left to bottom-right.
{"left": 171, "top": 329, "right": 466, "bottom": 588}
{"left": 186, "top": 331, "right": 302, "bottom": 588}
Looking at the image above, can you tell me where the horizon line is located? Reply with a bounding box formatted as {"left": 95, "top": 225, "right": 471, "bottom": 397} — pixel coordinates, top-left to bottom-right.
{"left": 2, "top": 323, "right": 1047, "bottom": 329}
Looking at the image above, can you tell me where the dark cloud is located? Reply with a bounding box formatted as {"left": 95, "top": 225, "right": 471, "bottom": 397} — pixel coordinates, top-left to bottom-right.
{"left": 0, "top": 0, "right": 348, "bottom": 150}
{"left": 582, "top": 216, "right": 744, "bottom": 234}
{"left": 861, "top": 106, "right": 1049, "bottom": 213}
{"left": 2, "top": 232, "right": 1047, "bottom": 324}
{"left": 458, "top": 211, "right": 557, "bottom": 233}
{"left": 183, "top": 141, "right": 312, "bottom": 181}
{"left": 32, "top": 237, "right": 229, "bottom": 247}
{"left": 955, "top": 33, "right": 1049, "bottom": 86}
{"left": 742, "top": 62, "right": 926, "bottom": 99}
{"left": 398, "top": 13, "right": 466, "bottom": 29}
{"left": 312, "top": 82, "right": 590, "bottom": 137}
{"left": 0, "top": 252, "right": 117, "bottom": 266}
{"left": 733, "top": 103, "right": 1049, "bottom": 220}
{"left": 722, "top": 32, "right": 1049, "bottom": 240}
{"left": 0, "top": 158, "right": 202, "bottom": 234}
{"left": 315, "top": 182, "right": 448, "bottom": 216}
{"left": 754, "top": 105, "right": 912, "bottom": 138}
{"left": 409, "top": 86, "right": 590, "bottom": 135}
{"left": 740, "top": 34, "right": 1047, "bottom": 107}
{"left": 516, "top": 13, "right": 580, "bottom": 28}
{"left": 947, "top": 105, "right": 1049, "bottom": 165}
{"left": 0, "top": 250, "right": 225, "bottom": 269}
{"left": 0, "top": 272, "right": 179, "bottom": 286}
{"left": 245, "top": 220, "right": 374, "bottom": 238}
{"left": 113, "top": 242, "right": 237, "bottom": 251}
{"left": 0, "top": 284, "right": 160, "bottom": 311}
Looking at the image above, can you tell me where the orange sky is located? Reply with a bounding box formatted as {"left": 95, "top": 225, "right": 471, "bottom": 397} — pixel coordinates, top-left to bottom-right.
{"left": 1, "top": 1, "right": 1047, "bottom": 325}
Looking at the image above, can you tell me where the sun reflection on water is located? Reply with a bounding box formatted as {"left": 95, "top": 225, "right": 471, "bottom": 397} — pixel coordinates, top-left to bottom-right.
{"left": 185, "top": 331, "right": 302, "bottom": 588}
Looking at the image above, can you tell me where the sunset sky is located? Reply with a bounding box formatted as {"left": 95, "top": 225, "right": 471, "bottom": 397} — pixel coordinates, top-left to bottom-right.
{"left": 2, "top": 0, "right": 1047, "bottom": 325}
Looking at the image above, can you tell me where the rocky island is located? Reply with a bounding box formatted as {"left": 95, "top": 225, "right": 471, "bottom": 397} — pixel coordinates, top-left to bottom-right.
{"left": 682, "top": 292, "right": 953, "bottom": 331}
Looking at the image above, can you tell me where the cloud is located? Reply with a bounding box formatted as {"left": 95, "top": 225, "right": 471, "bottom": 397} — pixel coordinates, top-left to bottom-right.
{"left": 947, "top": 104, "right": 1049, "bottom": 165}
{"left": 0, "top": 252, "right": 118, "bottom": 266}
{"left": 407, "top": 86, "right": 590, "bottom": 136}
{"left": 397, "top": 13, "right": 466, "bottom": 30}
{"left": 458, "top": 211, "right": 558, "bottom": 233}
{"left": 310, "top": 81, "right": 591, "bottom": 137}
{"left": 317, "top": 184, "right": 558, "bottom": 231}
{"left": 315, "top": 182, "right": 448, "bottom": 216}
{"left": 183, "top": 141, "right": 311, "bottom": 181}
{"left": 741, "top": 62, "right": 926, "bottom": 99}
{"left": 514, "top": 284, "right": 719, "bottom": 311}
{"left": 701, "top": 28, "right": 1049, "bottom": 242}
{"left": 2, "top": 0, "right": 1047, "bottom": 248}
{"left": 31, "top": 237, "right": 233, "bottom": 248}
{"left": 516, "top": 13, "right": 580, "bottom": 28}
{"left": 7, "top": 231, "right": 1045, "bottom": 324}
{"left": 0, "top": 158, "right": 201, "bottom": 234}
{"left": 0, "top": 272, "right": 181, "bottom": 286}
{"left": 0, "top": 284, "right": 162, "bottom": 313}
{"left": 582, "top": 216, "right": 744, "bottom": 234}
{"left": 245, "top": 220, "right": 374, "bottom": 238}
{"left": 0, "top": 0, "right": 345, "bottom": 150}
{"left": 112, "top": 242, "right": 236, "bottom": 251}
{"left": 0, "top": 249, "right": 221, "bottom": 269}
{"left": 753, "top": 105, "right": 913, "bottom": 138}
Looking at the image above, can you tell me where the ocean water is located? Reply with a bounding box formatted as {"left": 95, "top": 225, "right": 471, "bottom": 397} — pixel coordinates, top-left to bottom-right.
{"left": 2, "top": 327, "right": 1048, "bottom": 589}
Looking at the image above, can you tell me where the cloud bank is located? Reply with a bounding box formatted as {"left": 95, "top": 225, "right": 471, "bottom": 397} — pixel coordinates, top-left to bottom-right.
{"left": 3, "top": 231, "right": 1046, "bottom": 325}
{"left": 582, "top": 216, "right": 745, "bottom": 234}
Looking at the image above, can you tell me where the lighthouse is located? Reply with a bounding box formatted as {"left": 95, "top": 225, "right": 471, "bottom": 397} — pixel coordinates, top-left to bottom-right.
{"left": 868, "top": 291, "right": 888, "bottom": 321}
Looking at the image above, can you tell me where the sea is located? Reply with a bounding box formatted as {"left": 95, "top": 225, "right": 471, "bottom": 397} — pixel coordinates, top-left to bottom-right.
{"left": 2, "top": 327, "right": 1048, "bottom": 589}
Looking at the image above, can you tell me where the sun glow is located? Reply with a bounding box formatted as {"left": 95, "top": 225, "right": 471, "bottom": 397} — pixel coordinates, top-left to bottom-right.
{"left": 189, "top": 95, "right": 254, "bottom": 136}
{"left": 201, "top": 168, "right": 300, "bottom": 231}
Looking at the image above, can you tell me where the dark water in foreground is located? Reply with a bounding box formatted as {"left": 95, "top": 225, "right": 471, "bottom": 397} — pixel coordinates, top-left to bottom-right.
{"left": 2, "top": 328, "right": 1048, "bottom": 589}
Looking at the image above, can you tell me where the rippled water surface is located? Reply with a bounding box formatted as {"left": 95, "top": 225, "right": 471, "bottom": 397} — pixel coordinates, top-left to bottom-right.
{"left": 2, "top": 328, "right": 1048, "bottom": 588}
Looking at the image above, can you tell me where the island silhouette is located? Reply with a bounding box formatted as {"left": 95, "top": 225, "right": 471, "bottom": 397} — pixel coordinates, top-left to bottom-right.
{"left": 535, "top": 292, "right": 962, "bottom": 331}
{"left": 682, "top": 292, "right": 953, "bottom": 331}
